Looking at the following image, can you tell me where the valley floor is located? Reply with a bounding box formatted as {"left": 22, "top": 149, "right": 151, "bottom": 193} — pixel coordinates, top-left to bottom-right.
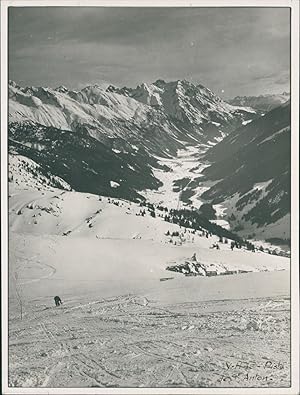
{"left": 8, "top": 233, "right": 290, "bottom": 388}
{"left": 143, "top": 145, "right": 209, "bottom": 209}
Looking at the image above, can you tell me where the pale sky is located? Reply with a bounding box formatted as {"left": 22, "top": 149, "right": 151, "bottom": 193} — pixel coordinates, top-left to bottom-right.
{"left": 9, "top": 7, "right": 290, "bottom": 98}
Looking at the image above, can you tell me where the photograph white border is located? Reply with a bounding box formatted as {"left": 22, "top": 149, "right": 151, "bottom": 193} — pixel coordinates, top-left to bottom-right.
{"left": 1, "top": 1, "right": 299, "bottom": 394}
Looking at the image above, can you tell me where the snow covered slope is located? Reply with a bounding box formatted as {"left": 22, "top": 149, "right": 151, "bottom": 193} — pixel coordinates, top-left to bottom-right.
{"left": 8, "top": 187, "right": 290, "bottom": 388}
{"left": 8, "top": 153, "right": 72, "bottom": 192}
{"left": 9, "top": 228, "right": 290, "bottom": 387}
{"left": 9, "top": 186, "right": 288, "bottom": 258}
{"left": 8, "top": 182, "right": 290, "bottom": 389}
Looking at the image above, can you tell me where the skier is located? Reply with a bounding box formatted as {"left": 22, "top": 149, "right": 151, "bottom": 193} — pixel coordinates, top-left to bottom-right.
{"left": 54, "top": 295, "right": 62, "bottom": 307}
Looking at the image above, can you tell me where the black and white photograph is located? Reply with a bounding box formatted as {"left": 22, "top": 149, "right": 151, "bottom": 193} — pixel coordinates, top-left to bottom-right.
{"left": 1, "top": 1, "right": 299, "bottom": 394}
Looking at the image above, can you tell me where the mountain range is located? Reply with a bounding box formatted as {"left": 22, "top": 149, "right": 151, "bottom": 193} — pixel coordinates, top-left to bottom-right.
{"left": 8, "top": 79, "right": 255, "bottom": 198}
{"left": 8, "top": 79, "right": 290, "bottom": 244}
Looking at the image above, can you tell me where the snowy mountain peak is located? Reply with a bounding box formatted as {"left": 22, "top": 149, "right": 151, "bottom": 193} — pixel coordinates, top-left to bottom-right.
{"left": 126, "top": 79, "right": 255, "bottom": 126}
{"left": 131, "top": 82, "right": 163, "bottom": 106}
{"left": 55, "top": 85, "right": 69, "bottom": 93}
{"left": 106, "top": 85, "right": 133, "bottom": 96}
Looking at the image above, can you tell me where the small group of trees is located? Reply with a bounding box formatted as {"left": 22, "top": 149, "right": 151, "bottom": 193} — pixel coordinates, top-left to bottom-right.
{"left": 138, "top": 199, "right": 258, "bottom": 253}
{"left": 136, "top": 209, "right": 146, "bottom": 217}
{"left": 156, "top": 205, "right": 168, "bottom": 212}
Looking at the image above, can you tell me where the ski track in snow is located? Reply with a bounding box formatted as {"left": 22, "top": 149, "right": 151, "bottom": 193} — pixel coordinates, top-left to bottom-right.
{"left": 8, "top": 233, "right": 290, "bottom": 388}
{"left": 9, "top": 281, "right": 290, "bottom": 388}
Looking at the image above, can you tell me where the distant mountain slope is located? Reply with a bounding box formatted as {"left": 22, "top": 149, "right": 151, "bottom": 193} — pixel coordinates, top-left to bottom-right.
{"left": 204, "top": 100, "right": 290, "bottom": 165}
{"left": 9, "top": 120, "right": 164, "bottom": 201}
{"left": 200, "top": 101, "right": 291, "bottom": 243}
{"left": 228, "top": 92, "right": 290, "bottom": 113}
{"left": 8, "top": 79, "right": 256, "bottom": 198}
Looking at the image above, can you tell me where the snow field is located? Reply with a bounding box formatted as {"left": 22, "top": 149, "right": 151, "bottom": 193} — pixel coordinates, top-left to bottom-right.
{"left": 9, "top": 231, "right": 290, "bottom": 388}
{"left": 8, "top": 185, "right": 290, "bottom": 388}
